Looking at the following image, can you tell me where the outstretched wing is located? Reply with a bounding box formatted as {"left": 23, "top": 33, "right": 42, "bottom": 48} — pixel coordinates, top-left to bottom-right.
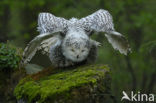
{"left": 22, "top": 33, "right": 54, "bottom": 65}
{"left": 22, "top": 13, "right": 68, "bottom": 65}
{"left": 79, "top": 9, "right": 114, "bottom": 32}
{"left": 37, "top": 13, "right": 68, "bottom": 34}
{"left": 79, "top": 9, "right": 131, "bottom": 55}
{"left": 39, "top": 35, "right": 61, "bottom": 55}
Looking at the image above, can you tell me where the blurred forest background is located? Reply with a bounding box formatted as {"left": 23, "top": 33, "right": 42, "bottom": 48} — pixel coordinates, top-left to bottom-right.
{"left": 0, "top": 0, "right": 156, "bottom": 103}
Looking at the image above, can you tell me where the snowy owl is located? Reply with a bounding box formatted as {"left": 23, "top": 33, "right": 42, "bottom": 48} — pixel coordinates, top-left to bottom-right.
{"left": 22, "top": 9, "right": 131, "bottom": 67}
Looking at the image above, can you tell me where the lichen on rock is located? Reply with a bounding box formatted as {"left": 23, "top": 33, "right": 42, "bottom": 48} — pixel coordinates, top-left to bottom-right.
{"left": 14, "top": 64, "right": 111, "bottom": 103}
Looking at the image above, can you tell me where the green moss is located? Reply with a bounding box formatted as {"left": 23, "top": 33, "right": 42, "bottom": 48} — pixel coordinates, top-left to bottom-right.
{"left": 14, "top": 64, "right": 110, "bottom": 103}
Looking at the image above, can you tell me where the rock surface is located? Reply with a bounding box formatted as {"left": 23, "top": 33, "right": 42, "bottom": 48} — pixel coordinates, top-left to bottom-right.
{"left": 14, "top": 64, "right": 112, "bottom": 103}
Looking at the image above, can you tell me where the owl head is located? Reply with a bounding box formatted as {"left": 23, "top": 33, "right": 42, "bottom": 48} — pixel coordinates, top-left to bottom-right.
{"left": 62, "top": 32, "right": 91, "bottom": 62}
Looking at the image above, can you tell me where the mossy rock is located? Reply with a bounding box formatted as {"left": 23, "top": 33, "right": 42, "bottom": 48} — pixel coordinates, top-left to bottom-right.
{"left": 14, "top": 64, "right": 112, "bottom": 103}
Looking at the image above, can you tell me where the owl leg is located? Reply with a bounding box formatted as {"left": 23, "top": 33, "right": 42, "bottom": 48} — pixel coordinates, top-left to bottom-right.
{"left": 49, "top": 40, "right": 74, "bottom": 68}
{"left": 86, "top": 40, "right": 98, "bottom": 63}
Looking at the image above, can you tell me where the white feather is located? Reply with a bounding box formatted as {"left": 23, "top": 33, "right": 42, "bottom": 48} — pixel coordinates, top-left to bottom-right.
{"left": 105, "top": 31, "right": 131, "bottom": 55}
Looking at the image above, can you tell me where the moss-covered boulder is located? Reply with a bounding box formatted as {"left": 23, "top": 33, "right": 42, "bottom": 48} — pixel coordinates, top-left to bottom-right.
{"left": 14, "top": 64, "right": 112, "bottom": 103}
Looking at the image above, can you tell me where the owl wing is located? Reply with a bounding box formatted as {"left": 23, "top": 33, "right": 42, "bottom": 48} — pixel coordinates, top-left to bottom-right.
{"left": 39, "top": 35, "right": 61, "bottom": 55}
{"left": 79, "top": 9, "right": 131, "bottom": 55}
{"left": 79, "top": 9, "right": 114, "bottom": 33}
{"left": 37, "top": 13, "right": 68, "bottom": 34}
{"left": 22, "top": 33, "right": 61, "bottom": 65}
{"left": 22, "top": 13, "right": 68, "bottom": 65}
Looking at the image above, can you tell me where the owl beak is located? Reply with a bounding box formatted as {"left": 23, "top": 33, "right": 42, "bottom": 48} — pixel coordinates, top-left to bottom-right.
{"left": 76, "top": 55, "right": 79, "bottom": 59}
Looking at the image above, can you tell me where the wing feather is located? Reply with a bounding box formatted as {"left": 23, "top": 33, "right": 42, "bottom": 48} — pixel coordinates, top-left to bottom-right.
{"left": 79, "top": 9, "right": 131, "bottom": 55}
{"left": 22, "top": 12, "right": 68, "bottom": 65}
{"left": 39, "top": 35, "right": 61, "bottom": 55}
{"left": 22, "top": 33, "right": 52, "bottom": 64}
{"left": 79, "top": 9, "right": 114, "bottom": 32}
{"left": 37, "top": 13, "right": 68, "bottom": 34}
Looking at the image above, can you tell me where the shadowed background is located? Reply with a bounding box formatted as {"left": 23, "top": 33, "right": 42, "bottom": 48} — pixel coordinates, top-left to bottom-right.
{"left": 0, "top": 0, "right": 156, "bottom": 102}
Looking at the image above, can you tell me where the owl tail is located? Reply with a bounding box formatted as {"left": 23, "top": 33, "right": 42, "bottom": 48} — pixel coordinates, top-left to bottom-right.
{"left": 105, "top": 31, "right": 131, "bottom": 55}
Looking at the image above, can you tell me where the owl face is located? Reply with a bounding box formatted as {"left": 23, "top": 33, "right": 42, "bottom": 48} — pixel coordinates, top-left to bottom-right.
{"left": 62, "top": 37, "right": 90, "bottom": 62}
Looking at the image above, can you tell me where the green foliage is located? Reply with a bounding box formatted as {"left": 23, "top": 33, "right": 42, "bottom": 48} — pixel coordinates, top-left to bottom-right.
{"left": 0, "top": 43, "right": 21, "bottom": 70}
{"left": 140, "top": 41, "right": 156, "bottom": 58}
{"left": 14, "top": 65, "right": 109, "bottom": 103}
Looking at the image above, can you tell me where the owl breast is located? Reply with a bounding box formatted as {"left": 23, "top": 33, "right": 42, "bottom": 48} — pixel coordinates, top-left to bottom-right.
{"left": 62, "top": 26, "right": 90, "bottom": 62}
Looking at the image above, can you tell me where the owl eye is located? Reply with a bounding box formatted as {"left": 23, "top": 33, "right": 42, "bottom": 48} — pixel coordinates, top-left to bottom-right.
{"left": 81, "top": 50, "right": 85, "bottom": 52}
{"left": 85, "top": 30, "right": 90, "bottom": 34}
{"left": 71, "top": 49, "right": 75, "bottom": 52}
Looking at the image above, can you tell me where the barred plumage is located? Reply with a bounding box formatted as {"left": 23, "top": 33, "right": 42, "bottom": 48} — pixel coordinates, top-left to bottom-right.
{"left": 37, "top": 13, "right": 68, "bottom": 34}
{"left": 22, "top": 9, "right": 131, "bottom": 67}
{"left": 79, "top": 9, "right": 115, "bottom": 32}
